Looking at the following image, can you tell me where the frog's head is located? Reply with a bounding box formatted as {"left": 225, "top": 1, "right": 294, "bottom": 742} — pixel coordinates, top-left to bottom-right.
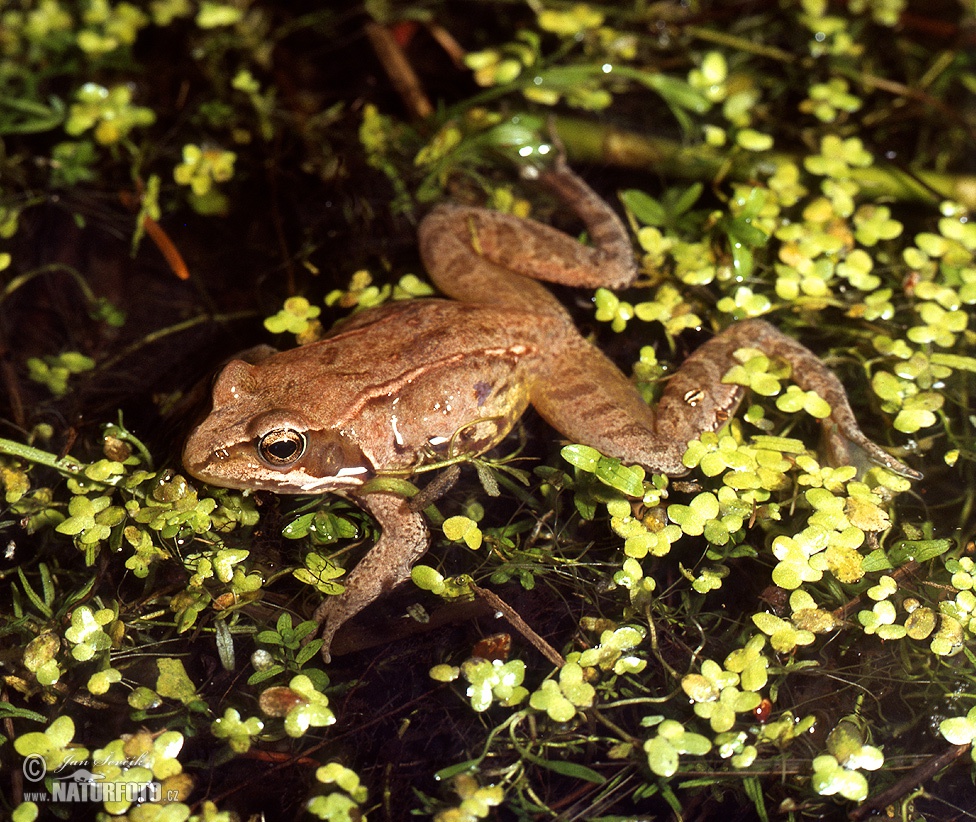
{"left": 183, "top": 359, "right": 373, "bottom": 494}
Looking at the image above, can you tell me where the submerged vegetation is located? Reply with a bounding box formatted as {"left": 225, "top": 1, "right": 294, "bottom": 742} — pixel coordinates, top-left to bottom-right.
{"left": 0, "top": 0, "right": 975, "bottom": 819}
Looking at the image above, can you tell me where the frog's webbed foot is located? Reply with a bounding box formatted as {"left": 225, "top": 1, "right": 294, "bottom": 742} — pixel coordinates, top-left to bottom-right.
{"left": 696, "top": 319, "right": 921, "bottom": 480}
{"left": 313, "top": 492, "right": 429, "bottom": 662}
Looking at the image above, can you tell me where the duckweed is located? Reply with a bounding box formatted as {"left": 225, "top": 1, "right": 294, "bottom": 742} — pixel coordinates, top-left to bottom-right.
{"left": 3, "top": 0, "right": 973, "bottom": 818}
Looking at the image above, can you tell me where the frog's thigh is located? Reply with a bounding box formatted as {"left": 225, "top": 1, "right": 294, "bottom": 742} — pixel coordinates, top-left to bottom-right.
{"left": 530, "top": 339, "right": 689, "bottom": 475}
{"left": 313, "top": 492, "right": 429, "bottom": 661}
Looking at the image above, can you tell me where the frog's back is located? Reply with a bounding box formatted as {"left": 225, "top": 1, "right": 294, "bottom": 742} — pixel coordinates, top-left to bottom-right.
{"left": 271, "top": 298, "right": 550, "bottom": 387}
{"left": 250, "top": 298, "right": 558, "bottom": 468}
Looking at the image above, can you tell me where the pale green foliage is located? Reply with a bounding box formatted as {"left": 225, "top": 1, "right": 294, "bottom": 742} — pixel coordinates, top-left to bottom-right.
{"left": 65, "top": 82, "right": 155, "bottom": 144}
{"left": 680, "top": 642, "right": 767, "bottom": 733}
{"left": 607, "top": 496, "right": 680, "bottom": 558}
{"left": 293, "top": 551, "right": 346, "bottom": 596}
{"left": 563, "top": 444, "right": 646, "bottom": 497}
{"left": 443, "top": 515, "right": 484, "bottom": 549}
{"left": 264, "top": 296, "right": 322, "bottom": 336}
{"left": 434, "top": 774, "right": 505, "bottom": 822}
{"left": 308, "top": 762, "right": 368, "bottom": 820}
{"left": 529, "top": 662, "right": 595, "bottom": 721}
{"left": 811, "top": 719, "right": 884, "bottom": 802}
{"left": 716, "top": 286, "right": 771, "bottom": 318}
{"left": 451, "top": 658, "right": 528, "bottom": 713}
{"left": 643, "top": 719, "right": 712, "bottom": 777}
{"left": 276, "top": 674, "right": 337, "bottom": 738}
{"left": 27, "top": 351, "right": 95, "bottom": 396}
{"left": 612, "top": 555, "right": 656, "bottom": 607}
{"left": 577, "top": 626, "right": 647, "bottom": 675}
{"left": 212, "top": 707, "right": 265, "bottom": 753}
{"left": 800, "top": 78, "right": 862, "bottom": 122}
{"left": 63, "top": 604, "right": 115, "bottom": 661}
{"left": 14, "top": 715, "right": 89, "bottom": 771}
{"left": 668, "top": 490, "right": 744, "bottom": 547}
{"left": 23, "top": 631, "right": 62, "bottom": 686}
{"left": 173, "top": 142, "right": 237, "bottom": 212}
{"left": 723, "top": 350, "right": 786, "bottom": 397}
{"left": 3, "top": 0, "right": 972, "bottom": 816}
{"left": 939, "top": 706, "right": 976, "bottom": 762}
{"left": 15, "top": 720, "right": 190, "bottom": 817}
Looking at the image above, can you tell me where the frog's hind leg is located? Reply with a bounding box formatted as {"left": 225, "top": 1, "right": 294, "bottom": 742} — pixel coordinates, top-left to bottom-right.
{"left": 710, "top": 319, "right": 921, "bottom": 478}
{"left": 529, "top": 337, "right": 695, "bottom": 476}
{"left": 531, "top": 320, "right": 920, "bottom": 480}
{"left": 418, "top": 161, "right": 637, "bottom": 318}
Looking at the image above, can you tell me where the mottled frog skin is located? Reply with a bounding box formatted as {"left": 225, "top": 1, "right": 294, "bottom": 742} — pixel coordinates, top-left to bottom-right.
{"left": 183, "top": 160, "right": 918, "bottom": 661}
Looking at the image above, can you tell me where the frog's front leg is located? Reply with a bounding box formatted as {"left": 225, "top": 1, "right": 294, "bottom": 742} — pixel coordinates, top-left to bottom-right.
{"left": 313, "top": 492, "right": 429, "bottom": 662}
{"left": 531, "top": 319, "right": 920, "bottom": 479}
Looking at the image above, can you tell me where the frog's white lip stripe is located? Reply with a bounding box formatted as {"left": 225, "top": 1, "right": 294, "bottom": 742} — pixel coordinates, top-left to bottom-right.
{"left": 292, "top": 476, "right": 364, "bottom": 492}
{"left": 266, "top": 466, "right": 368, "bottom": 493}
{"left": 336, "top": 466, "right": 369, "bottom": 477}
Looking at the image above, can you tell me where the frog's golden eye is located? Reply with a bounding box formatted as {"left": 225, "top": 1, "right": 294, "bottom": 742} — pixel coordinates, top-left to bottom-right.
{"left": 258, "top": 428, "right": 306, "bottom": 466}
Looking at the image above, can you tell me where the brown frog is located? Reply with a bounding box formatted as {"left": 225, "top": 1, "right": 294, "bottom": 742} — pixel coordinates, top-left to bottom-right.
{"left": 183, "top": 159, "right": 918, "bottom": 661}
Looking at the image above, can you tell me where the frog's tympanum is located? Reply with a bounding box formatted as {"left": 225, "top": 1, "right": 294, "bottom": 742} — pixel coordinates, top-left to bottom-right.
{"left": 183, "top": 160, "right": 919, "bottom": 661}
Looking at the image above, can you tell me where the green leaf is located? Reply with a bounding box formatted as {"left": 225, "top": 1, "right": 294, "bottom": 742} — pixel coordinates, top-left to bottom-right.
{"left": 443, "top": 515, "right": 483, "bottom": 549}
{"left": 561, "top": 444, "right": 645, "bottom": 496}
{"left": 433, "top": 760, "right": 482, "bottom": 782}
{"left": 561, "top": 443, "right": 601, "bottom": 471}
{"left": 888, "top": 539, "right": 952, "bottom": 565}
{"left": 296, "top": 639, "right": 324, "bottom": 666}
{"left": 632, "top": 71, "right": 711, "bottom": 113}
{"left": 621, "top": 189, "right": 667, "bottom": 226}
{"left": 282, "top": 513, "right": 314, "bottom": 539}
{"left": 411, "top": 564, "right": 446, "bottom": 594}
{"left": 644, "top": 735, "right": 679, "bottom": 777}
{"left": 594, "top": 457, "right": 644, "bottom": 496}
{"left": 930, "top": 353, "right": 976, "bottom": 372}
{"left": 940, "top": 715, "right": 976, "bottom": 746}
{"left": 0, "top": 703, "right": 46, "bottom": 722}
{"left": 670, "top": 182, "right": 704, "bottom": 216}
{"left": 156, "top": 658, "right": 199, "bottom": 705}
{"left": 16, "top": 568, "right": 53, "bottom": 618}
{"left": 523, "top": 752, "right": 606, "bottom": 784}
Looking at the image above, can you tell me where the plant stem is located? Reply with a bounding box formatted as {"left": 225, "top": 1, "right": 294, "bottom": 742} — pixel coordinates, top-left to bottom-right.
{"left": 552, "top": 115, "right": 976, "bottom": 208}
{"left": 0, "top": 437, "right": 83, "bottom": 476}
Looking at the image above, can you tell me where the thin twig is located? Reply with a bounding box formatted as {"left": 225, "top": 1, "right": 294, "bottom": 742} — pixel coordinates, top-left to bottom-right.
{"left": 470, "top": 583, "right": 566, "bottom": 668}
{"left": 364, "top": 21, "right": 433, "bottom": 120}
{"left": 95, "top": 310, "right": 257, "bottom": 374}
{"left": 848, "top": 743, "right": 971, "bottom": 821}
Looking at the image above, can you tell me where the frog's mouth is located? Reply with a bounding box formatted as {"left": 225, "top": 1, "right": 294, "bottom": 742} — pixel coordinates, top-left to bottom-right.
{"left": 252, "top": 464, "right": 373, "bottom": 494}
{"left": 182, "top": 452, "right": 373, "bottom": 495}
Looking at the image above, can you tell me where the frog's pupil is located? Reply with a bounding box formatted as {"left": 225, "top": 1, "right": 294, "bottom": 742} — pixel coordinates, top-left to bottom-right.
{"left": 269, "top": 439, "right": 297, "bottom": 459}
{"left": 259, "top": 429, "right": 306, "bottom": 465}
